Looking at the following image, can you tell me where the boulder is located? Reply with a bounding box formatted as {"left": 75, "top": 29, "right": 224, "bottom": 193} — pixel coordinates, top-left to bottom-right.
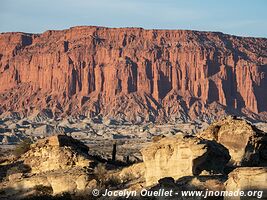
{"left": 225, "top": 167, "right": 267, "bottom": 200}
{"left": 198, "top": 116, "right": 267, "bottom": 166}
{"left": 46, "top": 169, "right": 91, "bottom": 195}
{"left": 22, "top": 135, "right": 92, "bottom": 173}
{"left": 3, "top": 168, "right": 94, "bottom": 197}
{"left": 141, "top": 134, "right": 230, "bottom": 186}
{"left": 8, "top": 173, "right": 23, "bottom": 181}
{"left": 0, "top": 135, "right": 97, "bottom": 199}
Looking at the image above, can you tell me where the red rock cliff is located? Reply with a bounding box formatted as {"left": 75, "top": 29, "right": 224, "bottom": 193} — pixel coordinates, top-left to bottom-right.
{"left": 0, "top": 26, "right": 266, "bottom": 122}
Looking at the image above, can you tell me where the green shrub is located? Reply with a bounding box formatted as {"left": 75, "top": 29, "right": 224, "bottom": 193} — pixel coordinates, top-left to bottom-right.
{"left": 94, "top": 163, "right": 122, "bottom": 187}
{"left": 6, "top": 164, "right": 31, "bottom": 177}
{"left": 122, "top": 172, "right": 135, "bottom": 183}
{"left": 6, "top": 166, "right": 21, "bottom": 177}
{"left": 0, "top": 189, "right": 5, "bottom": 195}
{"left": 105, "top": 175, "right": 121, "bottom": 187}
{"left": 94, "top": 163, "right": 107, "bottom": 186}
{"left": 34, "top": 185, "right": 53, "bottom": 195}
{"left": 13, "top": 138, "right": 32, "bottom": 157}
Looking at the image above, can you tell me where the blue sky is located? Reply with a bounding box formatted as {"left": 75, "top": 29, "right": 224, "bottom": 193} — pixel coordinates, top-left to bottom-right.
{"left": 0, "top": 0, "right": 266, "bottom": 37}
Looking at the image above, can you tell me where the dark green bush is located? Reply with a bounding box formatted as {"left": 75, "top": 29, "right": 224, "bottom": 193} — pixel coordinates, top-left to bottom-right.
{"left": 94, "top": 163, "right": 122, "bottom": 187}
{"left": 13, "top": 138, "right": 32, "bottom": 157}
{"left": 34, "top": 185, "right": 53, "bottom": 195}
{"left": 94, "top": 163, "right": 107, "bottom": 186}
{"left": 105, "top": 175, "right": 121, "bottom": 187}
{"left": 6, "top": 164, "right": 31, "bottom": 177}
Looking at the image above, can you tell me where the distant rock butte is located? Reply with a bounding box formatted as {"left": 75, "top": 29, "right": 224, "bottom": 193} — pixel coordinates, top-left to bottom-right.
{"left": 0, "top": 26, "right": 267, "bottom": 122}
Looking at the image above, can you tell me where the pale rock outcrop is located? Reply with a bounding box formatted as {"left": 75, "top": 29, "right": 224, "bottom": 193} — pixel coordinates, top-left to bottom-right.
{"left": 8, "top": 173, "right": 23, "bottom": 181}
{"left": 4, "top": 168, "right": 96, "bottom": 197}
{"left": 225, "top": 167, "right": 267, "bottom": 200}
{"left": 141, "top": 135, "right": 230, "bottom": 186}
{"left": 46, "top": 168, "right": 93, "bottom": 195}
{"left": 198, "top": 116, "right": 267, "bottom": 166}
{"left": 0, "top": 135, "right": 96, "bottom": 199}
{"left": 22, "top": 135, "right": 92, "bottom": 173}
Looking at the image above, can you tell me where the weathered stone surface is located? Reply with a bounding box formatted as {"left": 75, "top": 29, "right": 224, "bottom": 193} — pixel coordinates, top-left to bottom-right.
{"left": 141, "top": 135, "right": 230, "bottom": 186}
{"left": 225, "top": 167, "right": 267, "bottom": 200}
{"left": 0, "top": 135, "right": 96, "bottom": 199}
{"left": 46, "top": 169, "right": 91, "bottom": 195}
{"left": 149, "top": 175, "right": 226, "bottom": 200}
{"left": 0, "top": 26, "right": 267, "bottom": 122}
{"left": 2, "top": 168, "right": 94, "bottom": 198}
{"left": 198, "top": 116, "right": 267, "bottom": 166}
{"left": 22, "top": 135, "right": 92, "bottom": 173}
{"left": 8, "top": 172, "right": 23, "bottom": 181}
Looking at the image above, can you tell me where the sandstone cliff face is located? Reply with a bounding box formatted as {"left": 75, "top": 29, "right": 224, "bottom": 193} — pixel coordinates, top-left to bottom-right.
{"left": 0, "top": 26, "right": 267, "bottom": 122}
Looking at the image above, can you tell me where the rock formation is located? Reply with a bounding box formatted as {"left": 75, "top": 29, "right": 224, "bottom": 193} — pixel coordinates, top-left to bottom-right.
{"left": 225, "top": 167, "right": 267, "bottom": 200}
{"left": 1, "top": 119, "right": 267, "bottom": 199}
{"left": 198, "top": 116, "right": 267, "bottom": 166}
{"left": 141, "top": 134, "right": 230, "bottom": 186}
{"left": 22, "top": 135, "right": 92, "bottom": 173}
{"left": 5, "top": 168, "right": 95, "bottom": 196}
{"left": 0, "top": 135, "right": 95, "bottom": 199}
{"left": 0, "top": 26, "right": 267, "bottom": 122}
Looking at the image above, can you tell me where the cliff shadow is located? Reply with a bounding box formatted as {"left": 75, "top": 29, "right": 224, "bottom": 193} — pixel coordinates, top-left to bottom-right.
{"left": 158, "top": 70, "right": 172, "bottom": 99}
{"left": 253, "top": 65, "right": 267, "bottom": 113}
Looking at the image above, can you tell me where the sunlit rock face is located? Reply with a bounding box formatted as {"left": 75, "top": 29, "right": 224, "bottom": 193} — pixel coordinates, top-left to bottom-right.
{"left": 198, "top": 116, "right": 267, "bottom": 166}
{"left": 0, "top": 26, "right": 267, "bottom": 122}
{"left": 141, "top": 134, "right": 230, "bottom": 186}
{"left": 22, "top": 135, "right": 92, "bottom": 173}
{"left": 0, "top": 135, "right": 96, "bottom": 198}
{"left": 225, "top": 167, "right": 267, "bottom": 200}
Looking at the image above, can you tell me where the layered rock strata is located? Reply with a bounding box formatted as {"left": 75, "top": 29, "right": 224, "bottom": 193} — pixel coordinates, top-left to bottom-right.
{"left": 0, "top": 26, "right": 267, "bottom": 122}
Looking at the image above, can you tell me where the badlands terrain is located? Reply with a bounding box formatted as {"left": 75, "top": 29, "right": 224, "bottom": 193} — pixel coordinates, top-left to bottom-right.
{"left": 0, "top": 110, "right": 210, "bottom": 163}
{"left": 0, "top": 114, "right": 267, "bottom": 199}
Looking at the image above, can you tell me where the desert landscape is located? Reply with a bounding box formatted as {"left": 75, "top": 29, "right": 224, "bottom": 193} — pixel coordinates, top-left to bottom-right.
{"left": 0, "top": 26, "right": 267, "bottom": 199}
